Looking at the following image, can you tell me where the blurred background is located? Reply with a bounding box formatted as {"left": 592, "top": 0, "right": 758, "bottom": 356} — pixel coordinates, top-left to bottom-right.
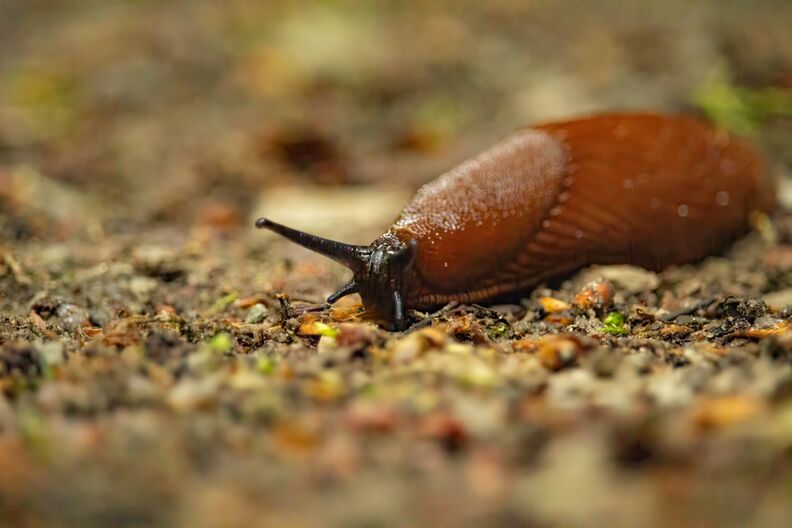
{"left": 2, "top": 2, "right": 792, "bottom": 526}
{"left": 1, "top": 0, "right": 791, "bottom": 243}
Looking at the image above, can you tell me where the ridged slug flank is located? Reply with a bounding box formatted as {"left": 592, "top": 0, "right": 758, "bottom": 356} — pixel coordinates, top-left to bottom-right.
{"left": 256, "top": 112, "right": 775, "bottom": 330}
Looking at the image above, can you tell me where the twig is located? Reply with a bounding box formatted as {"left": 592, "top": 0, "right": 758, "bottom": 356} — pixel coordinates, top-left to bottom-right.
{"left": 3, "top": 253, "right": 32, "bottom": 285}
{"left": 291, "top": 303, "right": 329, "bottom": 316}
{"left": 406, "top": 302, "right": 459, "bottom": 332}
{"left": 660, "top": 297, "right": 716, "bottom": 322}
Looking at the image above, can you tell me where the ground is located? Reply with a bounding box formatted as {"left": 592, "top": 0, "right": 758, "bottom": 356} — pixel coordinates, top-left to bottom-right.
{"left": 2, "top": 1, "right": 792, "bottom": 527}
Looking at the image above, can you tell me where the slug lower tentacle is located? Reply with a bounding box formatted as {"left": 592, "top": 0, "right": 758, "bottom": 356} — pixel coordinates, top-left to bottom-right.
{"left": 256, "top": 112, "right": 775, "bottom": 330}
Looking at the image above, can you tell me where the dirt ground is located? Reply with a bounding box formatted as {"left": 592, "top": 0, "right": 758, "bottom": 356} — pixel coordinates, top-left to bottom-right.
{"left": 2, "top": 1, "right": 792, "bottom": 526}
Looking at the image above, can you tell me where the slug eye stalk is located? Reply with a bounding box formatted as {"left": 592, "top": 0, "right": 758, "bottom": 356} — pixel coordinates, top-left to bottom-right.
{"left": 255, "top": 217, "right": 370, "bottom": 272}
{"left": 256, "top": 217, "right": 418, "bottom": 330}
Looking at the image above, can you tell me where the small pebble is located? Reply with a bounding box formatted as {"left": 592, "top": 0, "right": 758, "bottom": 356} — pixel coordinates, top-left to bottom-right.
{"left": 56, "top": 303, "right": 90, "bottom": 332}
{"left": 245, "top": 303, "right": 269, "bottom": 324}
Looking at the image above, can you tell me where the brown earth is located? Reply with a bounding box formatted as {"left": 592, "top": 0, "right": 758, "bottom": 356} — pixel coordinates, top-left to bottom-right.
{"left": 2, "top": 1, "right": 792, "bottom": 526}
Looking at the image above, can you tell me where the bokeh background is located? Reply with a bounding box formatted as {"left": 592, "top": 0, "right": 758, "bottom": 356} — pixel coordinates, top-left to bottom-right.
{"left": 2, "top": 1, "right": 792, "bottom": 527}
{"left": 2, "top": 0, "right": 791, "bottom": 242}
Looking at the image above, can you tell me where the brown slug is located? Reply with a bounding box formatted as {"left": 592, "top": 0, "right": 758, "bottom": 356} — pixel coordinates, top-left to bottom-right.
{"left": 256, "top": 112, "right": 775, "bottom": 330}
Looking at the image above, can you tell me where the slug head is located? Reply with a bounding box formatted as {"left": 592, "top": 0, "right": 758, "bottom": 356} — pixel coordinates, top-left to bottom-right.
{"left": 255, "top": 218, "right": 417, "bottom": 330}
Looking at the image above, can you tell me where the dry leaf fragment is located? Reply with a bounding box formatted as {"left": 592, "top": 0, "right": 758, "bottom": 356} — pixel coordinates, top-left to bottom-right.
{"left": 540, "top": 297, "right": 572, "bottom": 313}
{"left": 574, "top": 280, "right": 614, "bottom": 312}
{"left": 692, "top": 395, "right": 766, "bottom": 430}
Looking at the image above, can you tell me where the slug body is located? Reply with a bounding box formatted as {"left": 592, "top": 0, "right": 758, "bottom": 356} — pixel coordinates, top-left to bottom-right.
{"left": 257, "top": 113, "right": 774, "bottom": 330}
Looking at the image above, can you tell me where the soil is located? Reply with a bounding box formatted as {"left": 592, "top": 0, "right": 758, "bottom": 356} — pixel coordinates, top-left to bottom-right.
{"left": 2, "top": 1, "right": 792, "bottom": 526}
